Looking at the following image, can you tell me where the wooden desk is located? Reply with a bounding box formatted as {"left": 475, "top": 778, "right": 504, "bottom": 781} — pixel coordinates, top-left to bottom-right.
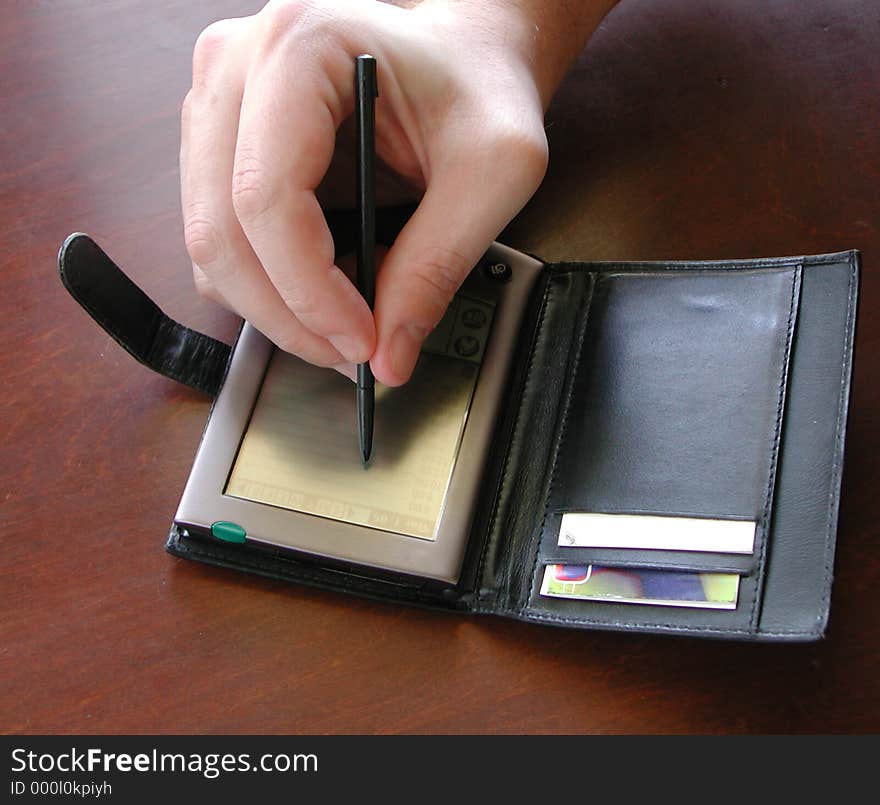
{"left": 2, "top": 0, "right": 877, "bottom": 734}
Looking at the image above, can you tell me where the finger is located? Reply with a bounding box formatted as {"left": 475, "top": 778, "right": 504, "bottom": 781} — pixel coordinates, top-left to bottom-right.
{"left": 331, "top": 250, "right": 385, "bottom": 382}
{"left": 334, "top": 361, "right": 358, "bottom": 382}
{"left": 181, "top": 21, "right": 344, "bottom": 367}
{"left": 371, "top": 136, "right": 548, "bottom": 385}
{"left": 192, "top": 263, "right": 230, "bottom": 309}
{"left": 231, "top": 54, "right": 375, "bottom": 364}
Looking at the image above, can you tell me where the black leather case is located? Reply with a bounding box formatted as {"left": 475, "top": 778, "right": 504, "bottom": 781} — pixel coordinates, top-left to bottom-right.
{"left": 59, "top": 232, "right": 859, "bottom": 641}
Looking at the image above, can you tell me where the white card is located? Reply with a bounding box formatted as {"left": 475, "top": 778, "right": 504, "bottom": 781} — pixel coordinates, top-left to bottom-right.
{"left": 557, "top": 512, "right": 755, "bottom": 554}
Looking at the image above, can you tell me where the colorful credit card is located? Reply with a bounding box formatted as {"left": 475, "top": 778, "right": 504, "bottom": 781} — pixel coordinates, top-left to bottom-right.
{"left": 540, "top": 564, "right": 739, "bottom": 610}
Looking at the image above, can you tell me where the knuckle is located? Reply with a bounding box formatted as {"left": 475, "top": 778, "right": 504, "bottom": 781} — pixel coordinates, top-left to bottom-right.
{"left": 410, "top": 247, "right": 471, "bottom": 320}
{"left": 183, "top": 212, "right": 224, "bottom": 267}
{"left": 231, "top": 154, "right": 275, "bottom": 222}
{"left": 493, "top": 123, "right": 549, "bottom": 188}
{"left": 192, "top": 266, "right": 220, "bottom": 301}
{"left": 192, "top": 19, "right": 235, "bottom": 80}
{"left": 278, "top": 286, "right": 321, "bottom": 323}
{"left": 263, "top": 0, "right": 333, "bottom": 44}
{"left": 522, "top": 132, "right": 550, "bottom": 183}
{"left": 274, "top": 327, "right": 310, "bottom": 358}
{"left": 274, "top": 328, "right": 338, "bottom": 367}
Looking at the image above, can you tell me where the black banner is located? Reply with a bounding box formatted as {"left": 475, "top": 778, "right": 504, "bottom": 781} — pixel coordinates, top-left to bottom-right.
{"left": 0, "top": 735, "right": 866, "bottom": 801}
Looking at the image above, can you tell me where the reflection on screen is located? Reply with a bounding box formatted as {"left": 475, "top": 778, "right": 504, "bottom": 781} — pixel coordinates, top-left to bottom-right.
{"left": 225, "top": 295, "right": 493, "bottom": 540}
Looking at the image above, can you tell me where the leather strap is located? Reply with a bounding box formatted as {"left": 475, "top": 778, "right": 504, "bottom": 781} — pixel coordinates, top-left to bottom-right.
{"left": 58, "top": 233, "right": 232, "bottom": 397}
{"left": 57, "top": 206, "right": 417, "bottom": 397}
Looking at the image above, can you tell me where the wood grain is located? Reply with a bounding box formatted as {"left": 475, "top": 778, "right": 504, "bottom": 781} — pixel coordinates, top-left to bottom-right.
{"left": 1, "top": 0, "right": 878, "bottom": 734}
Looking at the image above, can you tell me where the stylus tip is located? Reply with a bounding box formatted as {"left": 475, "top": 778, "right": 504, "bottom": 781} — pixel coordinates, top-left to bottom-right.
{"left": 357, "top": 382, "right": 374, "bottom": 466}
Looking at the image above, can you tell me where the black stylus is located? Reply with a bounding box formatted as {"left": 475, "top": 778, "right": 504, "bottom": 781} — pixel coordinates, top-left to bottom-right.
{"left": 355, "top": 54, "right": 377, "bottom": 463}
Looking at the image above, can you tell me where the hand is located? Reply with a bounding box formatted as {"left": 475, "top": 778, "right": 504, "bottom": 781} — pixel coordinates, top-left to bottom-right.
{"left": 181, "top": 0, "right": 611, "bottom": 384}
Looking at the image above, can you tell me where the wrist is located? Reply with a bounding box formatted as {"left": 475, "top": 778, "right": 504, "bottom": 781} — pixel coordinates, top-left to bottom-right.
{"left": 418, "top": 0, "right": 618, "bottom": 109}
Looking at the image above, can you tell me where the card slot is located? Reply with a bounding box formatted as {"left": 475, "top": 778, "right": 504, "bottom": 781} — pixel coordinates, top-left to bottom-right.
{"left": 528, "top": 264, "right": 802, "bottom": 634}
{"left": 536, "top": 545, "right": 756, "bottom": 575}
{"left": 523, "top": 567, "right": 760, "bottom": 638}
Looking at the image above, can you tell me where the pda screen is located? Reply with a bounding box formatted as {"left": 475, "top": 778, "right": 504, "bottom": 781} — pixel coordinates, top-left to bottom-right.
{"left": 225, "top": 294, "right": 494, "bottom": 540}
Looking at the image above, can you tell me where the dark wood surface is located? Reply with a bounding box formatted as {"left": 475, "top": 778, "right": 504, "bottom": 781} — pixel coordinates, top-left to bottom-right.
{"left": 2, "top": 0, "right": 878, "bottom": 734}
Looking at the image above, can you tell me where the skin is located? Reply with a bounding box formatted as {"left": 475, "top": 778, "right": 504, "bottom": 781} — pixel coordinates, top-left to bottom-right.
{"left": 180, "top": 0, "right": 618, "bottom": 385}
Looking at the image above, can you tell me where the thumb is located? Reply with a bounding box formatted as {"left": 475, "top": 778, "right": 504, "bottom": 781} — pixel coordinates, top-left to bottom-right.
{"left": 370, "top": 141, "right": 546, "bottom": 386}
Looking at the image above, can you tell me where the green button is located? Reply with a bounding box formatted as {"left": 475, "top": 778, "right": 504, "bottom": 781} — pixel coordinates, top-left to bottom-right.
{"left": 211, "top": 521, "right": 247, "bottom": 543}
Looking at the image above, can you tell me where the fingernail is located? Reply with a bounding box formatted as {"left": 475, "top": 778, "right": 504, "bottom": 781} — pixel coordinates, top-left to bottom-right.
{"left": 334, "top": 362, "right": 358, "bottom": 382}
{"left": 327, "top": 334, "right": 368, "bottom": 364}
{"left": 390, "top": 325, "right": 427, "bottom": 381}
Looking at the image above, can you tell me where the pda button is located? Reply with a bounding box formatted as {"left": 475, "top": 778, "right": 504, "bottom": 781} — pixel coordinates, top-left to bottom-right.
{"left": 483, "top": 261, "right": 512, "bottom": 282}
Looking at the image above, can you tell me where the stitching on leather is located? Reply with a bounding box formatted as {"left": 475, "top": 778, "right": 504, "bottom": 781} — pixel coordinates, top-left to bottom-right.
{"left": 535, "top": 553, "right": 753, "bottom": 573}
{"left": 554, "top": 254, "right": 846, "bottom": 274}
{"left": 500, "top": 608, "right": 815, "bottom": 637}
{"left": 473, "top": 274, "right": 554, "bottom": 613}
{"left": 523, "top": 273, "right": 596, "bottom": 614}
{"left": 511, "top": 610, "right": 748, "bottom": 634}
{"left": 817, "top": 253, "right": 858, "bottom": 629}
{"left": 749, "top": 266, "right": 801, "bottom": 631}
{"left": 523, "top": 586, "right": 759, "bottom": 634}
